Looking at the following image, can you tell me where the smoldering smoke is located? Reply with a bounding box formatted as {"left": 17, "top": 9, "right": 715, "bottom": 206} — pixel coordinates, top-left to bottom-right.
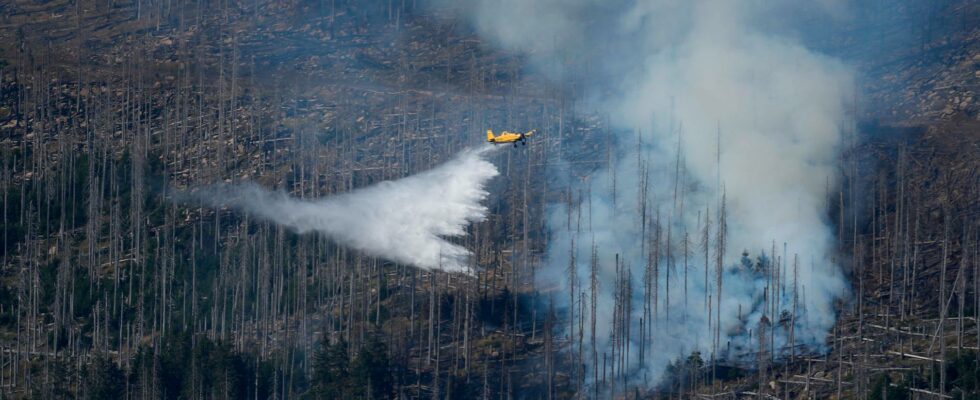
{"left": 438, "top": 0, "right": 854, "bottom": 384}
{"left": 176, "top": 148, "right": 499, "bottom": 272}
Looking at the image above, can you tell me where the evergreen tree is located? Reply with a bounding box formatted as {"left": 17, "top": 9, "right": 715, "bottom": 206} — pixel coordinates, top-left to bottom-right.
{"left": 313, "top": 338, "right": 351, "bottom": 399}
{"left": 84, "top": 356, "right": 125, "bottom": 400}
{"left": 352, "top": 334, "right": 393, "bottom": 399}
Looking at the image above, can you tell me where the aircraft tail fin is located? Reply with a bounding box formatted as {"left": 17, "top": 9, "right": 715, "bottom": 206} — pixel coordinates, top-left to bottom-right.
{"left": 486, "top": 130, "right": 494, "bottom": 141}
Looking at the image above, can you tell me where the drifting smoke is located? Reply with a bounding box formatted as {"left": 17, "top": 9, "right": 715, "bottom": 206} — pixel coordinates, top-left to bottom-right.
{"left": 440, "top": 0, "right": 853, "bottom": 383}
{"left": 178, "top": 148, "right": 498, "bottom": 272}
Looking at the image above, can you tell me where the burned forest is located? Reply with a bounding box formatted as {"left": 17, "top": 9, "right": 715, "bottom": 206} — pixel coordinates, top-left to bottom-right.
{"left": 0, "top": 0, "right": 978, "bottom": 399}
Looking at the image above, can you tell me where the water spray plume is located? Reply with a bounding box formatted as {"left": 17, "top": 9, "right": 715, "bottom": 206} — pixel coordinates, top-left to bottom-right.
{"left": 176, "top": 147, "right": 499, "bottom": 272}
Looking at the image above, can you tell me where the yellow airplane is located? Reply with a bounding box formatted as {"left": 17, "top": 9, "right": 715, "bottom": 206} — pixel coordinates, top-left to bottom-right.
{"left": 486, "top": 129, "right": 536, "bottom": 146}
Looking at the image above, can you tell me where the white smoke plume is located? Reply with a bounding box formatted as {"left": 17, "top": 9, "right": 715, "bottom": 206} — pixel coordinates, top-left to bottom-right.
{"left": 180, "top": 148, "right": 499, "bottom": 272}
{"left": 437, "top": 0, "right": 854, "bottom": 384}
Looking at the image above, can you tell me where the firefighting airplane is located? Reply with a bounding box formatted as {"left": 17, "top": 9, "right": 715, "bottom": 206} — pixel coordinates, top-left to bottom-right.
{"left": 486, "top": 129, "right": 536, "bottom": 146}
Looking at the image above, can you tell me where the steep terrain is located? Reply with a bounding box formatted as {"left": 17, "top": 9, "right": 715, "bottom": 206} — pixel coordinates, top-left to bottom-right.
{"left": 0, "top": 0, "right": 977, "bottom": 399}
